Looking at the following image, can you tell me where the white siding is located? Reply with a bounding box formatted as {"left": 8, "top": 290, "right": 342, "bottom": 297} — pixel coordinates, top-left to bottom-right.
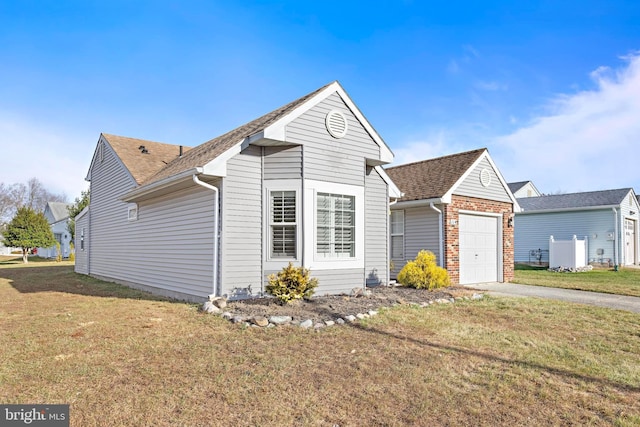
{"left": 74, "top": 210, "right": 89, "bottom": 274}
{"left": 264, "top": 146, "right": 302, "bottom": 180}
{"left": 390, "top": 206, "right": 440, "bottom": 277}
{"left": 365, "top": 167, "right": 388, "bottom": 286}
{"left": 514, "top": 209, "right": 615, "bottom": 264}
{"left": 220, "top": 145, "right": 264, "bottom": 299}
{"left": 286, "top": 92, "right": 380, "bottom": 187}
{"left": 456, "top": 158, "right": 512, "bottom": 203}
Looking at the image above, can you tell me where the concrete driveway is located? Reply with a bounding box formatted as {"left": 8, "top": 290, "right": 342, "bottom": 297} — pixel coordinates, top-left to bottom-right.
{"left": 464, "top": 282, "right": 640, "bottom": 313}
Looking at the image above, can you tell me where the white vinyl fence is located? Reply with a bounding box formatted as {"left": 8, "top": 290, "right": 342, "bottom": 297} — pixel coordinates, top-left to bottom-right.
{"left": 549, "top": 235, "right": 587, "bottom": 269}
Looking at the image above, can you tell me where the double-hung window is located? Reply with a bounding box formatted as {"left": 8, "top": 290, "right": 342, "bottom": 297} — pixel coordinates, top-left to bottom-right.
{"left": 390, "top": 210, "right": 404, "bottom": 259}
{"left": 316, "top": 193, "right": 355, "bottom": 258}
{"left": 270, "top": 190, "right": 297, "bottom": 258}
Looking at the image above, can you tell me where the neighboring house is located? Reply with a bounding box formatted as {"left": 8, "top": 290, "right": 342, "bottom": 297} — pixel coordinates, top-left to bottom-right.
{"left": 385, "top": 148, "right": 519, "bottom": 285}
{"left": 508, "top": 181, "right": 541, "bottom": 198}
{"left": 0, "top": 232, "right": 11, "bottom": 255}
{"left": 75, "top": 81, "right": 401, "bottom": 302}
{"left": 37, "top": 202, "right": 73, "bottom": 258}
{"left": 515, "top": 188, "right": 640, "bottom": 267}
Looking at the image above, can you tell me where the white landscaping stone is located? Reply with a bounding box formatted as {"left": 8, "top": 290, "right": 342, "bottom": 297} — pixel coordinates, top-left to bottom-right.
{"left": 335, "top": 318, "right": 345, "bottom": 325}
{"left": 356, "top": 313, "right": 366, "bottom": 320}
{"left": 345, "top": 315, "right": 357, "bottom": 322}
{"left": 202, "top": 301, "right": 221, "bottom": 314}
{"left": 269, "top": 315, "right": 293, "bottom": 325}
{"left": 368, "top": 310, "right": 378, "bottom": 316}
{"left": 325, "top": 320, "right": 335, "bottom": 327}
{"left": 299, "top": 319, "right": 313, "bottom": 329}
{"left": 471, "top": 293, "right": 484, "bottom": 300}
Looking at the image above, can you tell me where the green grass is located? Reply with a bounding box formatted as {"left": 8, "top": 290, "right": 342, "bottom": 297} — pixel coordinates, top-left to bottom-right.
{"left": 1, "top": 263, "right": 639, "bottom": 426}
{"left": 513, "top": 264, "right": 640, "bottom": 297}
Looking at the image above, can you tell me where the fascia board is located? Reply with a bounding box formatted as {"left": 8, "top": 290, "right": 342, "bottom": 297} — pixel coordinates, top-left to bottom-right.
{"left": 120, "top": 167, "right": 203, "bottom": 202}
{"left": 392, "top": 198, "right": 445, "bottom": 209}
{"left": 375, "top": 166, "right": 403, "bottom": 199}
{"left": 441, "top": 150, "right": 487, "bottom": 201}
{"left": 202, "top": 139, "right": 249, "bottom": 177}
{"left": 516, "top": 204, "right": 620, "bottom": 215}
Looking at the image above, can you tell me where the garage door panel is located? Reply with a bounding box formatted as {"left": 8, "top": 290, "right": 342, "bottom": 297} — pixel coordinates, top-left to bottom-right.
{"left": 459, "top": 214, "right": 499, "bottom": 284}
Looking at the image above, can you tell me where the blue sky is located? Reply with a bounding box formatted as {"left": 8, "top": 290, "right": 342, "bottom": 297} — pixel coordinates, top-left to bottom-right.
{"left": 1, "top": 1, "right": 639, "bottom": 199}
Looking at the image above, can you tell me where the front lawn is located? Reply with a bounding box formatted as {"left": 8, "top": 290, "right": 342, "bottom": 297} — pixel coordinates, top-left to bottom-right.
{"left": 513, "top": 264, "right": 640, "bottom": 297}
{"left": 1, "top": 263, "right": 639, "bottom": 426}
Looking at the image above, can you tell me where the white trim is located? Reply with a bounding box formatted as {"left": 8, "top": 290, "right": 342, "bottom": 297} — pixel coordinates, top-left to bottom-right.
{"left": 325, "top": 110, "right": 348, "bottom": 138}
{"left": 392, "top": 198, "right": 445, "bottom": 209}
{"left": 303, "top": 179, "right": 365, "bottom": 270}
{"left": 390, "top": 210, "right": 405, "bottom": 260}
{"left": 202, "top": 139, "right": 250, "bottom": 177}
{"left": 263, "top": 180, "right": 302, "bottom": 272}
{"left": 127, "top": 204, "right": 138, "bottom": 221}
{"left": 121, "top": 167, "right": 203, "bottom": 202}
{"left": 375, "top": 166, "right": 403, "bottom": 199}
{"left": 262, "top": 81, "right": 394, "bottom": 164}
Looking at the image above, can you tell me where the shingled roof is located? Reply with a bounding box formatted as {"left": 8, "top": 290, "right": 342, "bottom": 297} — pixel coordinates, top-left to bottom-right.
{"left": 141, "top": 82, "right": 334, "bottom": 185}
{"left": 47, "top": 202, "right": 72, "bottom": 222}
{"left": 508, "top": 181, "right": 530, "bottom": 194}
{"left": 518, "top": 188, "right": 633, "bottom": 211}
{"left": 385, "top": 148, "right": 486, "bottom": 201}
{"left": 102, "top": 134, "right": 191, "bottom": 185}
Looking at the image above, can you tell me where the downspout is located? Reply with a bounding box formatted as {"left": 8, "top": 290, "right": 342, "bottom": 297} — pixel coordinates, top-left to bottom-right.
{"left": 613, "top": 207, "right": 619, "bottom": 270}
{"left": 193, "top": 175, "right": 220, "bottom": 298}
{"left": 429, "top": 202, "right": 444, "bottom": 268}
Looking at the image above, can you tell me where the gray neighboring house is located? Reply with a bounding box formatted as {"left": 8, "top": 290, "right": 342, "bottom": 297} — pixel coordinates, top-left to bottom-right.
{"left": 515, "top": 188, "right": 640, "bottom": 267}
{"left": 386, "top": 148, "right": 519, "bottom": 285}
{"left": 75, "top": 81, "right": 401, "bottom": 301}
{"left": 508, "top": 181, "right": 541, "bottom": 198}
{"left": 37, "top": 202, "right": 73, "bottom": 258}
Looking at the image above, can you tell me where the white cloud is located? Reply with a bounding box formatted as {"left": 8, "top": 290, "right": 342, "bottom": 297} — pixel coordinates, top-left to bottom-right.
{"left": 494, "top": 53, "right": 640, "bottom": 194}
{"left": 0, "top": 113, "right": 93, "bottom": 199}
{"left": 391, "top": 130, "right": 467, "bottom": 166}
{"left": 475, "top": 80, "right": 508, "bottom": 91}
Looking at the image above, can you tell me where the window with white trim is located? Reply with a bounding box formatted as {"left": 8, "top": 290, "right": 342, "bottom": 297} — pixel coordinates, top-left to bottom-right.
{"left": 390, "top": 210, "right": 404, "bottom": 259}
{"left": 270, "top": 190, "right": 297, "bottom": 258}
{"left": 316, "top": 193, "right": 355, "bottom": 258}
{"left": 80, "top": 228, "right": 85, "bottom": 250}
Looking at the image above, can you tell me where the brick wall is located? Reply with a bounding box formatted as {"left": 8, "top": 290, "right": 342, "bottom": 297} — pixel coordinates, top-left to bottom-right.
{"left": 443, "top": 195, "right": 514, "bottom": 284}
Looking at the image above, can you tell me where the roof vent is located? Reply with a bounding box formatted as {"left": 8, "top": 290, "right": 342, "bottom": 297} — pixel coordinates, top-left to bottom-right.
{"left": 325, "top": 110, "right": 348, "bottom": 139}
{"left": 138, "top": 145, "right": 149, "bottom": 154}
{"left": 480, "top": 168, "right": 492, "bottom": 187}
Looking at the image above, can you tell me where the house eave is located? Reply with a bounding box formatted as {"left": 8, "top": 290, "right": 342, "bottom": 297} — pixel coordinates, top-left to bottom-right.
{"left": 392, "top": 198, "right": 445, "bottom": 209}
{"left": 516, "top": 204, "right": 620, "bottom": 215}
{"left": 121, "top": 167, "right": 204, "bottom": 203}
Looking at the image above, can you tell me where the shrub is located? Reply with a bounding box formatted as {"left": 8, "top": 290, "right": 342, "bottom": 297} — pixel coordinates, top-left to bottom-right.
{"left": 55, "top": 242, "right": 62, "bottom": 262}
{"left": 397, "top": 250, "right": 450, "bottom": 290}
{"left": 266, "top": 263, "right": 318, "bottom": 304}
{"left": 69, "top": 242, "right": 75, "bottom": 262}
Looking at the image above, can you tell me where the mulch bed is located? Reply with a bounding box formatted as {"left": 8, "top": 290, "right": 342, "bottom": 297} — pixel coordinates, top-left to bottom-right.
{"left": 224, "top": 285, "right": 477, "bottom": 324}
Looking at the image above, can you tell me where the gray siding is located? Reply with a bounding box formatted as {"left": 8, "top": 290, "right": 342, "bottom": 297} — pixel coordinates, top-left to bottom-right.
{"left": 390, "top": 205, "right": 441, "bottom": 278}
{"left": 514, "top": 209, "right": 616, "bottom": 264}
{"left": 286, "top": 92, "right": 380, "bottom": 187}
{"left": 312, "top": 268, "right": 365, "bottom": 296}
{"left": 88, "top": 142, "right": 218, "bottom": 300}
{"left": 365, "top": 167, "right": 388, "bottom": 286}
{"left": 74, "top": 210, "right": 89, "bottom": 274}
{"left": 264, "top": 146, "right": 302, "bottom": 180}
{"left": 220, "top": 145, "right": 263, "bottom": 299}
{"left": 456, "top": 158, "right": 512, "bottom": 203}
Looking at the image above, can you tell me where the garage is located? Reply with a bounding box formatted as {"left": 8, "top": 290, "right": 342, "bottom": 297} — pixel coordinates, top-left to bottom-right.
{"left": 459, "top": 213, "right": 500, "bottom": 284}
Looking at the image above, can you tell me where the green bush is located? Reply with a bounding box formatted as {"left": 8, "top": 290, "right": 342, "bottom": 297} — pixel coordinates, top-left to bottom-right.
{"left": 69, "top": 242, "right": 75, "bottom": 262}
{"left": 266, "top": 263, "right": 318, "bottom": 304}
{"left": 55, "top": 242, "right": 62, "bottom": 262}
{"left": 397, "top": 250, "right": 450, "bottom": 290}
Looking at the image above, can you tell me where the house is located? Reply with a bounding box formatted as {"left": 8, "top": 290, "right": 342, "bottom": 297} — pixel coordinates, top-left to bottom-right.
{"left": 508, "top": 181, "right": 541, "bottom": 198}
{"left": 37, "top": 202, "right": 73, "bottom": 258}
{"left": 515, "top": 188, "right": 640, "bottom": 267}
{"left": 75, "top": 81, "right": 401, "bottom": 301}
{"left": 385, "top": 148, "right": 519, "bottom": 285}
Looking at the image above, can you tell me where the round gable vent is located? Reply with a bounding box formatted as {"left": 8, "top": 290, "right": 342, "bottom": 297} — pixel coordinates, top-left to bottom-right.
{"left": 480, "top": 168, "right": 492, "bottom": 187}
{"left": 325, "top": 110, "right": 348, "bottom": 139}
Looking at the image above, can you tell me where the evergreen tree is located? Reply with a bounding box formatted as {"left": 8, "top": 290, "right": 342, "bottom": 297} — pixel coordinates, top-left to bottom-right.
{"left": 67, "top": 190, "right": 90, "bottom": 241}
{"left": 2, "top": 207, "right": 55, "bottom": 263}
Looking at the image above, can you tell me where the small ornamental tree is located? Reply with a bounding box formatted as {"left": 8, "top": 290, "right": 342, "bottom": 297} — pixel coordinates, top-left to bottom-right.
{"left": 397, "top": 250, "right": 450, "bottom": 290}
{"left": 2, "top": 207, "right": 55, "bottom": 263}
{"left": 266, "top": 262, "right": 318, "bottom": 304}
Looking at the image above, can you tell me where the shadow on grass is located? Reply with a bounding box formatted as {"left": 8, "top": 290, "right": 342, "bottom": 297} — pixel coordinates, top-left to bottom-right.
{"left": 310, "top": 303, "right": 640, "bottom": 395}
{"left": 0, "top": 264, "right": 176, "bottom": 302}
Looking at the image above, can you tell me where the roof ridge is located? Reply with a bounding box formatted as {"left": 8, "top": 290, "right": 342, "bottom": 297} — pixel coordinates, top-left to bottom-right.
{"left": 531, "top": 188, "right": 632, "bottom": 198}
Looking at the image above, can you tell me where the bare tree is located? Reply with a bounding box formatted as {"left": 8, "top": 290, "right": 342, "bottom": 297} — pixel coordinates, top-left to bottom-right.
{"left": 0, "top": 178, "right": 67, "bottom": 224}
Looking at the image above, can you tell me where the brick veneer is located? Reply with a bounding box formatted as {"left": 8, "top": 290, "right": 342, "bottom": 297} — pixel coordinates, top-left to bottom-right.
{"left": 443, "top": 195, "right": 514, "bottom": 285}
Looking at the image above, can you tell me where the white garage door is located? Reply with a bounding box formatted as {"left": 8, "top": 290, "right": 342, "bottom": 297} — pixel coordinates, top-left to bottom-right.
{"left": 459, "top": 214, "right": 499, "bottom": 284}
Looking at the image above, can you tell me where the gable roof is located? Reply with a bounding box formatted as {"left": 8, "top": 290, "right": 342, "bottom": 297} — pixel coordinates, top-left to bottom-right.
{"left": 518, "top": 188, "right": 634, "bottom": 212}
{"left": 102, "top": 134, "right": 191, "bottom": 185}
{"left": 385, "top": 148, "right": 486, "bottom": 201}
{"left": 508, "top": 181, "right": 530, "bottom": 193}
{"left": 119, "top": 81, "right": 394, "bottom": 202}
{"left": 47, "top": 202, "right": 72, "bottom": 222}
{"left": 143, "top": 82, "right": 335, "bottom": 185}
